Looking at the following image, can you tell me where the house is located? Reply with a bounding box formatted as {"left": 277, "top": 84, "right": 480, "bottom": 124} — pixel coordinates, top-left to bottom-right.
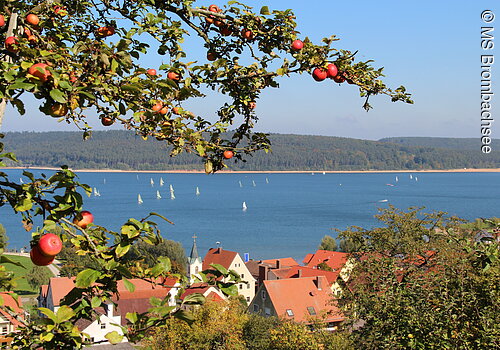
{"left": 39, "top": 276, "right": 180, "bottom": 345}
{"left": 179, "top": 282, "right": 226, "bottom": 306}
{"left": 187, "top": 235, "right": 203, "bottom": 284}
{"left": 245, "top": 257, "right": 299, "bottom": 289}
{"left": 303, "top": 250, "right": 355, "bottom": 294}
{"left": 201, "top": 247, "right": 256, "bottom": 303}
{"left": 248, "top": 276, "right": 344, "bottom": 329}
{"left": 0, "top": 292, "right": 25, "bottom": 346}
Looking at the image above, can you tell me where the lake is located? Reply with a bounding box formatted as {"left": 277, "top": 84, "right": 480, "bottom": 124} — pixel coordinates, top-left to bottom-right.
{"left": 1, "top": 170, "right": 499, "bottom": 262}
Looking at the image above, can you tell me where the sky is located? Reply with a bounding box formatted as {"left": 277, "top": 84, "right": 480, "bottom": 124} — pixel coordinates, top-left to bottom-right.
{"left": 1, "top": 0, "right": 498, "bottom": 140}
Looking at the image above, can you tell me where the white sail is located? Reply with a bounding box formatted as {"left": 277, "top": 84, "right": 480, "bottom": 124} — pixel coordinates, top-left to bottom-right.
{"left": 252, "top": 180, "right": 256, "bottom": 187}
{"left": 136, "top": 175, "right": 139, "bottom": 180}
{"left": 378, "top": 199, "right": 388, "bottom": 203}
{"left": 242, "top": 201, "right": 247, "bottom": 211}
{"left": 395, "top": 176, "right": 399, "bottom": 182}
{"left": 103, "top": 178, "right": 106, "bottom": 184}
{"left": 160, "top": 177, "right": 164, "bottom": 186}
{"left": 138, "top": 194, "right": 143, "bottom": 204}
{"left": 93, "top": 187, "right": 98, "bottom": 196}
{"left": 170, "top": 184, "right": 175, "bottom": 200}
{"left": 19, "top": 178, "right": 23, "bottom": 183}
{"left": 95, "top": 190, "right": 100, "bottom": 197}
{"left": 196, "top": 186, "right": 200, "bottom": 196}
{"left": 415, "top": 176, "right": 418, "bottom": 182}
{"left": 156, "top": 190, "right": 161, "bottom": 199}
{"left": 239, "top": 181, "right": 243, "bottom": 188}
{"left": 265, "top": 177, "right": 269, "bottom": 184}
{"left": 322, "top": 171, "right": 326, "bottom": 175}
{"left": 150, "top": 178, "right": 154, "bottom": 186}
{"left": 311, "top": 172, "right": 315, "bottom": 175}
{"left": 409, "top": 174, "right": 413, "bottom": 179}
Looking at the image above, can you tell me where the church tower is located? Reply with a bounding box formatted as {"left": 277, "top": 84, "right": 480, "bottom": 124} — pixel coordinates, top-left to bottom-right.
{"left": 187, "top": 234, "right": 203, "bottom": 284}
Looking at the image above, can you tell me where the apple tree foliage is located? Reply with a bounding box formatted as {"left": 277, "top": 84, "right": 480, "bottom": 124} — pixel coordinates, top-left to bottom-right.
{"left": 0, "top": 0, "right": 412, "bottom": 348}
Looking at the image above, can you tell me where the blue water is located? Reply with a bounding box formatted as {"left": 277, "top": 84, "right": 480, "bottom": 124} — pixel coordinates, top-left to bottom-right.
{"left": 1, "top": 170, "right": 499, "bottom": 262}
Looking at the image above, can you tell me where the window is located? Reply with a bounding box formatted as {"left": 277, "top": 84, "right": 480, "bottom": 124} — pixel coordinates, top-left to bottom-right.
{"left": 100, "top": 323, "right": 106, "bottom": 329}
{"left": 241, "top": 273, "right": 244, "bottom": 278}
{"left": 239, "top": 284, "right": 243, "bottom": 289}
{"left": 253, "top": 304, "right": 259, "bottom": 312}
{"left": 264, "top": 307, "right": 271, "bottom": 316}
{"left": 195, "top": 266, "right": 199, "bottom": 273}
{"left": 261, "top": 290, "right": 267, "bottom": 299}
{"left": 286, "top": 309, "right": 294, "bottom": 317}
{"left": 247, "top": 284, "right": 250, "bottom": 289}
{"left": 0, "top": 326, "right": 8, "bottom": 335}
{"left": 307, "top": 306, "right": 316, "bottom": 316}
{"left": 246, "top": 297, "right": 250, "bottom": 302}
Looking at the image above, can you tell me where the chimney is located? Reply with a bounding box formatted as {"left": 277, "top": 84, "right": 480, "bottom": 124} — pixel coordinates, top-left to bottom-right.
{"left": 276, "top": 259, "right": 281, "bottom": 269}
{"left": 298, "top": 268, "right": 302, "bottom": 278}
{"left": 313, "top": 276, "right": 327, "bottom": 290}
{"left": 216, "top": 247, "right": 222, "bottom": 254}
{"left": 258, "top": 265, "right": 269, "bottom": 286}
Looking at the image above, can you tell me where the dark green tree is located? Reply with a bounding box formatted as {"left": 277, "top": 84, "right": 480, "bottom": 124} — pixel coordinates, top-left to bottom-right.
{"left": 26, "top": 265, "right": 51, "bottom": 291}
{"left": 126, "top": 240, "right": 187, "bottom": 274}
{"left": 318, "top": 234, "right": 338, "bottom": 251}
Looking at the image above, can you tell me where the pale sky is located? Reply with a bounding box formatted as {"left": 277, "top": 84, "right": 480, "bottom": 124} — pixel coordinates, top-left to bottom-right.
{"left": 2, "top": 0, "right": 497, "bottom": 140}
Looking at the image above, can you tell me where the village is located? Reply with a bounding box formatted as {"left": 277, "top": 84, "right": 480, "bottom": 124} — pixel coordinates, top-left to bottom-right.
{"left": 0, "top": 237, "right": 354, "bottom": 348}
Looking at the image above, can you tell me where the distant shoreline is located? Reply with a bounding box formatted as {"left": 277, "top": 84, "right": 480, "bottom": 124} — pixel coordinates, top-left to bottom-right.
{"left": 4, "top": 167, "right": 500, "bottom": 174}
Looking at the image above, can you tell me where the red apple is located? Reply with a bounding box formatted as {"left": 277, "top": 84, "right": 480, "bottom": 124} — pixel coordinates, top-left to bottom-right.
{"left": 326, "top": 63, "right": 338, "bottom": 79}
{"left": 333, "top": 73, "right": 345, "bottom": 83}
{"left": 26, "top": 14, "right": 40, "bottom": 26}
{"left": 97, "top": 26, "right": 115, "bottom": 37}
{"left": 146, "top": 68, "right": 157, "bottom": 76}
{"left": 28, "top": 63, "right": 51, "bottom": 82}
{"left": 208, "top": 4, "right": 221, "bottom": 13}
{"left": 249, "top": 101, "right": 256, "bottom": 109}
{"left": 152, "top": 102, "right": 163, "bottom": 113}
{"left": 5, "top": 36, "right": 19, "bottom": 53}
{"left": 172, "top": 107, "right": 181, "bottom": 115}
{"left": 73, "top": 210, "right": 94, "bottom": 228}
{"left": 291, "top": 39, "right": 303, "bottom": 51}
{"left": 38, "top": 233, "right": 63, "bottom": 257}
{"left": 207, "top": 52, "right": 217, "bottom": 61}
{"left": 101, "top": 117, "right": 114, "bottom": 126}
{"left": 160, "top": 106, "right": 169, "bottom": 115}
{"left": 167, "top": 71, "right": 180, "bottom": 81}
{"left": 241, "top": 29, "right": 254, "bottom": 40}
{"left": 219, "top": 25, "right": 232, "bottom": 36}
{"left": 223, "top": 150, "right": 234, "bottom": 159}
{"left": 30, "top": 245, "right": 55, "bottom": 266}
{"left": 0, "top": 15, "right": 5, "bottom": 27}
{"left": 50, "top": 103, "right": 68, "bottom": 117}
{"left": 312, "top": 67, "right": 327, "bottom": 82}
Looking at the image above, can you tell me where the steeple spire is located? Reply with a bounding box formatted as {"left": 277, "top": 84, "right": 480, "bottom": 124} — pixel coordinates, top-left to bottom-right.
{"left": 189, "top": 234, "right": 201, "bottom": 264}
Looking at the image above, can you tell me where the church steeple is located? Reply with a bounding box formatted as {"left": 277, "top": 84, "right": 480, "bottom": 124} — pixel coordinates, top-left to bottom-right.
{"left": 187, "top": 234, "right": 202, "bottom": 284}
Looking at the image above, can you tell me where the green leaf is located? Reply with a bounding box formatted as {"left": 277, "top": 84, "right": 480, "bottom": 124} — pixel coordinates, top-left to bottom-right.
{"left": 122, "top": 278, "right": 135, "bottom": 292}
{"left": 220, "top": 284, "right": 238, "bottom": 296}
{"left": 125, "top": 312, "right": 138, "bottom": 324}
{"left": 260, "top": 6, "right": 270, "bottom": 15}
{"left": 75, "top": 269, "right": 101, "bottom": 288}
{"left": 56, "top": 305, "right": 75, "bottom": 323}
{"left": 182, "top": 293, "right": 205, "bottom": 305}
{"left": 210, "top": 263, "right": 228, "bottom": 275}
{"left": 39, "top": 307, "right": 58, "bottom": 323}
{"left": 8, "top": 81, "right": 35, "bottom": 91}
{"left": 15, "top": 198, "right": 33, "bottom": 212}
{"left": 0, "top": 255, "right": 25, "bottom": 268}
{"left": 91, "top": 296, "right": 101, "bottom": 308}
{"left": 50, "top": 89, "right": 68, "bottom": 103}
{"left": 172, "top": 309, "right": 195, "bottom": 325}
{"left": 115, "top": 242, "right": 131, "bottom": 258}
{"left": 105, "top": 331, "right": 124, "bottom": 344}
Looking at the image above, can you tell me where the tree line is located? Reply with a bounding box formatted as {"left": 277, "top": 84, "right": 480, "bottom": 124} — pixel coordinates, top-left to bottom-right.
{"left": 4, "top": 131, "right": 500, "bottom": 171}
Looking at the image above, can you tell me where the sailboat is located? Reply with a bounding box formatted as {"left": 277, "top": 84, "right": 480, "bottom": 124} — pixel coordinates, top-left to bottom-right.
{"left": 156, "top": 190, "right": 161, "bottom": 199}
{"left": 136, "top": 175, "right": 139, "bottom": 181}
{"left": 252, "top": 180, "right": 256, "bottom": 187}
{"left": 93, "top": 187, "right": 100, "bottom": 196}
{"left": 322, "top": 171, "right": 326, "bottom": 175}
{"left": 138, "top": 194, "right": 143, "bottom": 204}
{"left": 103, "top": 178, "right": 106, "bottom": 184}
{"left": 239, "top": 181, "right": 243, "bottom": 188}
{"left": 415, "top": 176, "right": 418, "bottom": 182}
{"left": 378, "top": 199, "right": 388, "bottom": 203}
{"left": 409, "top": 174, "right": 413, "bottom": 180}
{"left": 242, "top": 201, "right": 247, "bottom": 211}
{"left": 395, "top": 176, "right": 399, "bottom": 182}
{"left": 170, "top": 184, "right": 175, "bottom": 200}
{"left": 19, "top": 178, "right": 23, "bottom": 184}
{"left": 195, "top": 186, "right": 200, "bottom": 196}
{"left": 265, "top": 177, "right": 269, "bottom": 184}
{"left": 160, "top": 177, "right": 164, "bottom": 186}
{"left": 150, "top": 178, "right": 154, "bottom": 186}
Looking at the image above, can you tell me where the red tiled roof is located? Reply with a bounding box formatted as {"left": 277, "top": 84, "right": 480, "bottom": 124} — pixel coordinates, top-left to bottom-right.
{"left": 205, "top": 291, "right": 224, "bottom": 302}
{"left": 303, "top": 250, "right": 349, "bottom": 271}
{"left": 260, "top": 258, "right": 300, "bottom": 268}
{"left": 202, "top": 248, "right": 238, "bottom": 270}
{"left": 180, "top": 283, "right": 226, "bottom": 303}
{"left": 271, "top": 266, "right": 340, "bottom": 285}
{"left": 48, "top": 277, "right": 177, "bottom": 306}
{"left": 40, "top": 285, "right": 48, "bottom": 299}
{"left": 0, "top": 292, "right": 23, "bottom": 327}
{"left": 262, "top": 277, "right": 343, "bottom": 324}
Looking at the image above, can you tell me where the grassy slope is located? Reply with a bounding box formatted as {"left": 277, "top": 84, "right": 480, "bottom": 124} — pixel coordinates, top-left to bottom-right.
{"left": 3, "top": 254, "right": 51, "bottom": 296}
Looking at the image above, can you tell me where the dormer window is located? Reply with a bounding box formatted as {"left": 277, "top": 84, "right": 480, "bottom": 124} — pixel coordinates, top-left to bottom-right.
{"left": 286, "top": 309, "right": 294, "bottom": 317}
{"left": 307, "top": 306, "right": 316, "bottom": 316}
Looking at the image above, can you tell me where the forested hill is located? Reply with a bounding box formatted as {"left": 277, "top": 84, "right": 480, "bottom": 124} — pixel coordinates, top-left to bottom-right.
{"left": 379, "top": 137, "right": 500, "bottom": 151}
{"left": 2, "top": 131, "right": 500, "bottom": 171}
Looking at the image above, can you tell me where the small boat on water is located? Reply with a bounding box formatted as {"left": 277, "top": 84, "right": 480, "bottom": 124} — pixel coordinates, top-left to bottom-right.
{"left": 160, "top": 177, "right": 164, "bottom": 186}
{"left": 93, "top": 188, "right": 100, "bottom": 196}
{"left": 322, "top": 171, "right": 326, "bottom": 175}
{"left": 150, "top": 178, "right": 154, "bottom": 186}
{"left": 415, "top": 176, "right": 418, "bottom": 182}
{"left": 19, "top": 178, "right": 23, "bottom": 184}
{"left": 409, "top": 174, "right": 413, "bottom": 180}
{"left": 156, "top": 190, "right": 161, "bottom": 199}
{"left": 242, "top": 201, "right": 247, "bottom": 211}
{"left": 138, "top": 194, "right": 143, "bottom": 204}
{"left": 239, "top": 181, "right": 243, "bottom": 188}
{"left": 265, "top": 177, "right": 269, "bottom": 184}
{"left": 386, "top": 183, "right": 395, "bottom": 187}
{"left": 103, "top": 178, "right": 106, "bottom": 184}
{"left": 252, "top": 180, "right": 256, "bottom": 187}
{"left": 378, "top": 199, "right": 388, "bottom": 203}
{"left": 170, "top": 184, "right": 175, "bottom": 200}
{"left": 196, "top": 186, "right": 200, "bottom": 196}
{"left": 395, "top": 176, "right": 398, "bottom": 182}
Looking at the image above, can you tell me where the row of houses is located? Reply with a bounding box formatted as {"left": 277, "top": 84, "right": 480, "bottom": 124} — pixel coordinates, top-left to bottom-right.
{"left": 1, "top": 240, "right": 353, "bottom": 347}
